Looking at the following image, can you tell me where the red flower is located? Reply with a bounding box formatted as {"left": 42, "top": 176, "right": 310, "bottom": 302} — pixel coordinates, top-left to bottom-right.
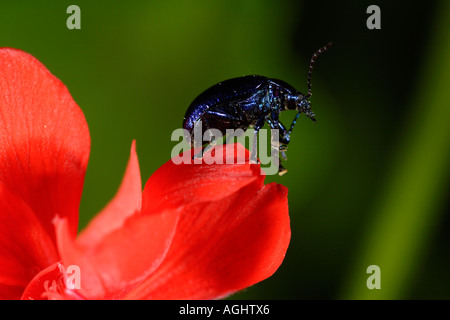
{"left": 0, "top": 48, "right": 290, "bottom": 300}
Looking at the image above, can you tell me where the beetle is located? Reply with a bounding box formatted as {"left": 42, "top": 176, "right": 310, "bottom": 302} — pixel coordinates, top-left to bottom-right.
{"left": 183, "top": 43, "right": 331, "bottom": 175}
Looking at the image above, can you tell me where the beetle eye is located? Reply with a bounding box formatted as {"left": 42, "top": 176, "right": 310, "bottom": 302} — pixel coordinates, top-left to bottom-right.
{"left": 297, "top": 93, "right": 305, "bottom": 101}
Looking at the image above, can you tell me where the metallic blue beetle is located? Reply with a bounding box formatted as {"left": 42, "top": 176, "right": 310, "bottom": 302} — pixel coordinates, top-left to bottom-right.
{"left": 183, "top": 43, "right": 331, "bottom": 175}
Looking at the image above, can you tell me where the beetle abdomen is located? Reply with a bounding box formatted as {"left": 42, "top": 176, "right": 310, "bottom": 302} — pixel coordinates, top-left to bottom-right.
{"left": 183, "top": 75, "right": 268, "bottom": 134}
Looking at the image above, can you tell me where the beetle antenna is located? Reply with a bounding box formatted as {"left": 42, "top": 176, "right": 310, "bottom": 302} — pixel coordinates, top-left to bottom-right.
{"left": 306, "top": 42, "right": 332, "bottom": 99}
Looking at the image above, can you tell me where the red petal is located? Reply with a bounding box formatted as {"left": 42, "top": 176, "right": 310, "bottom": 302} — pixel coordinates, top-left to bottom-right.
{"left": 77, "top": 141, "right": 142, "bottom": 247}
{"left": 126, "top": 181, "right": 290, "bottom": 299}
{"left": 0, "top": 48, "right": 90, "bottom": 240}
{"left": 0, "top": 182, "right": 59, "bottom": 299}
{"left": 55, "top": 209, "right": 180, "bottom": 299}
{"left": 20, "top": 262, "right": 63, "bottom": 300}
{"left": 142, "top": 143, "right": 261, "bottom": 214}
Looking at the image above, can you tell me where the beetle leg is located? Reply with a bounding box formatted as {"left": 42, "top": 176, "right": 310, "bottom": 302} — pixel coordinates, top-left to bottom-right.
{"left": 276, "top": 122, "right": 289, "bottom": 160}
{"left": 250, "top": 117, "right": 265, "bottom": 164}
{"left": 266, "top": 118, "right": 288, "bottom": 161}
{"left": 285, "top": 111, "right": 301, "bottom": 141}
{"left": 279, "top": 149, "right": 287, "bottom": 161}
{"left": 276, "top": 122, "right": 290, "bottom": 145}
{"left": 272, "top": 112, "right": 302, "bottom": 165}
{"left": 269, "top": 111, "right": 290, "bottom": 144}
{"left": 193, "top": 138, "right": 217, "bottom": 159}
{"left": 278, "top": 164, "right": 288, "bottom": 176}
{"left": 193, "top": 149, "right": 203, "bottom": 159}
{"left": 265, "top": 122, "right": 288, "bottom": 175}
{"left": 202, "top": 138, "right": 217, "bottom": 156}
{"left": 193, "top": 146, "right": 205, "bottom": 159}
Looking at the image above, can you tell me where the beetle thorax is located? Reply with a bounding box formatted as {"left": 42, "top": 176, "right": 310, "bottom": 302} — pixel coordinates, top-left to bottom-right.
{"left": 283, "top": 92, "right": 304, "bottom": 111}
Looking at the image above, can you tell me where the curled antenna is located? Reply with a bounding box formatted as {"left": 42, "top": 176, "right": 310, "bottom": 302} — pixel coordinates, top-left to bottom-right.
{"left": 306, "top": 42, "right": 332, "bottom": 98}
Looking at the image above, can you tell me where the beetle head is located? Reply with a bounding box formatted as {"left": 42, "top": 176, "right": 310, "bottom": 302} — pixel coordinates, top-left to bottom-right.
{"left": 284, "top": 92, "right": 316, "bottom": 122}
{"left": 298, "top": 96, "right": 316, "bottom": 122}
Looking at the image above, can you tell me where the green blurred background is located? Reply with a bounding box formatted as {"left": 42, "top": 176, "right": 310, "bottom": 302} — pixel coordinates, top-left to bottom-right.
{"left": 1, "top": 0, "right": 449, "bottom": 299}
